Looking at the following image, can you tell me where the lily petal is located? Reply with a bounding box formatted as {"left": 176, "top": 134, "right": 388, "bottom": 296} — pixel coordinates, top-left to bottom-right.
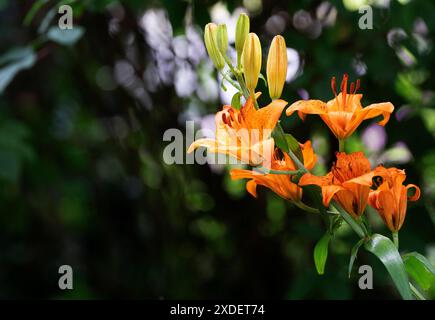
{"left": 285, "top": 100, "right": 327, "bottom": 121}
{"left": 355, "top": 102, "right": 394, "bottom": 126}
{"left": 187, "top": 138, "right": 217, "bottom": 154}
{"left": 246, "top": 180, "right": 258, "bottom": 198}
{"left": 406, "top": 183, "right": 421, "bottom": 201}
{"left": 322, "top": 185, "right": 345, "bottom": 207}
{"left": 299, "top": 172, "right": 332, "bottom": 187}
{"left": 301, "top": 141, "right": 317, "bottom": 170}
{"left": 342, "top": 171, "right": 375, "bottom": 188}
{"left": 250, "top": 99, "right": 287, "bottom": 134}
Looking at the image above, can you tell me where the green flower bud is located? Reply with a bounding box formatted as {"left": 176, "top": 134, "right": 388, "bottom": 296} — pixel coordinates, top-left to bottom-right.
{"left": 204, "top": 23, "right": 225, "bottom": 70}
{"left": 235, "top": 13, "right": 250, "bottom": 66}
{"left": 216, "top": 24, "right": 228, "bottom": 55}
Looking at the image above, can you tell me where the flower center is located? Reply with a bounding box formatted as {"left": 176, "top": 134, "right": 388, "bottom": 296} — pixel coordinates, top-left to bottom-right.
{"left": 221, "top": 108, "right": 243, "bottom": 129}
{"left": 331, "top": 74, "right": 361, "bottom": 110}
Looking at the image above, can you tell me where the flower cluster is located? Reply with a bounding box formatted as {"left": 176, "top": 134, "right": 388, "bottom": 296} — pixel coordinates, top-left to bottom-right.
{"left": 190, "top": 14, "right": 420, "bottom": 234}
{"left": 187, "top": 13, "right": 424, "bottom": 299}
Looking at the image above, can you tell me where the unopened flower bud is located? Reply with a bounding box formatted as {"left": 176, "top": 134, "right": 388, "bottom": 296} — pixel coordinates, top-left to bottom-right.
{"left": 242, "top": 33, "right": 262, "bottom": 93}
{"left": 216, "top": 24, "right": 228, "bottom": 55}
{"left": 235, "top": 13, "right": 250, "bottom": 65}
{"left": 267, "top": 35, "right": 288, "bottom": 99}
{"left": 204, "top": 23, "right": 225, "bottom": 70}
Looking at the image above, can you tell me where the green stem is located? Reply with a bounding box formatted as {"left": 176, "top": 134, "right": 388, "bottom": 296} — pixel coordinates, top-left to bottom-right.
{"left": 392, "top": 232, "right": 399, "bottom": 249}
{"left": 339, "top": 139, "right": 345, "bottom": 152}
{"left": 293, "top": 201, "right": 319, "bottom": 214}
{"left": 286, "top": 149, "right": 307, "bottom": 173}
{"left": 223, "top": 55, "right": 250, "bottom": 99}
{"left": 220, "top": 71, "right": 241, "bottom": 91}
{"left": 331, "top": 201, "right": 367, "bottom": 239}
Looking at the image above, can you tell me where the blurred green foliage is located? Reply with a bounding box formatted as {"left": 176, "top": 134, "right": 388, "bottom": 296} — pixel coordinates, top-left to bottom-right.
{"left": 0, "top": 0, "right": 434, "bottom": 299}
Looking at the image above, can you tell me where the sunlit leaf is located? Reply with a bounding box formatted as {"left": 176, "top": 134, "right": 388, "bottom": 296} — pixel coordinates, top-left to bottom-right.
{"left": 403, "top": 252, "right": 435, "bottom": 291}
{"left": 364, "top": 234, "right": 413, "bottom": 300}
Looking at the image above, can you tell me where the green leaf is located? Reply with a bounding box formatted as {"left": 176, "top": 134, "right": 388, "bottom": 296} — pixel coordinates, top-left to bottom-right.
{"left": 364, "top": 234, "right": 413, "bottom": 300}
{"left": 231, "top": 92, "right": 241, "bottom": 110}
{"left": 47, "top": 26, "right": 85, "bottom": 46}
{"left": 348, "top": 238, "right": 365, "bottom": 278}
{"left": 259, "top": 73, "right": 268, "bottom": 87}
{"left": 0, "top": 47, "right": 36, "bottom": 93}
{"left": 272, "top": 123, "right": 289, "bottom": 153}
{"left": 271, "top": 126, "right": 304, "bottom": 165}
{"left": 314, "top": 233, "right": 330, "bottom": 275}
{"left": 403, "top": 252, "right": 435, "bottom": 291}
{"left": 23, "top": 0, "right": 49, "bottom": 26}
{"left": 285, "top": 133, "right": 303, "bottom": 163}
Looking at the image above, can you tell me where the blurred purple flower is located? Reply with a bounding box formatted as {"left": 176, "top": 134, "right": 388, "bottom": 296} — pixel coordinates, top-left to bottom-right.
{"left": 297, "top": 88, "right": 309, "bottom": 100}
{"left": 362, "top": 124, "right": 387, "bottom": 153}
{"left": 395, "top": 105, "right": 413, "bottom": 122}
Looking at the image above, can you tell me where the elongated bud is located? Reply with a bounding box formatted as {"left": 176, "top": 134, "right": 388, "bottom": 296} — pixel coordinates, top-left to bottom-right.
{"left": 242, "top": 33, "right": 262, "bottom": 93}
{"left": 204, "top": 23, "right": 225, "bottom": 70}
{"left": 235, "top": 13, "right": 250, "bottom": 65}
{"left": 267, "top": 35, "right": 288, "bottom": 99}
{"left": 216, "top": 24, "right": 228, "bottom": 55}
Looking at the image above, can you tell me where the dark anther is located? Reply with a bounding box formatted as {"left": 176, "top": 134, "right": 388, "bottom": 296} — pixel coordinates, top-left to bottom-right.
{"left": 371, "top": 175, "right": 384, "bottom": 190}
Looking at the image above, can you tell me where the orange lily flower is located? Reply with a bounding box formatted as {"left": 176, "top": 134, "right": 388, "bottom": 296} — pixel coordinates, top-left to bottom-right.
{"left": 285, "top": 74, "right": 394, "bottom": 139}
{"left": 365, "top": 167, "right": 420, "bottom": 232}
{"left": 230, "top": 141, "right": 317, "bottom": 201}
{"left": 298, "top": 151, "right": 372, "bottom": 217}
{"left": 188, "top": 94, "right": 287, "bottom": 165}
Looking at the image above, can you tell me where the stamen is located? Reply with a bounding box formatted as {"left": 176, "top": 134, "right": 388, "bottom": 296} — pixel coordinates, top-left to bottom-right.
{"left": 355, "top": 79, "right": 360, "bottom": 93}
{"left": 222, "top": 113, "right": 228, "bottom": 125}
{"left": 350, "top": 82, "right": 355, "bottom": 94}
{"left": 347, "top": 82, "right": 355, "bottom": 106}
{"left": 331, "top": 77, "right": 337, "bottom": 97}
{"left": 341, "top": 74, "right": 348, "bottom": 108}
{"left": 229, "top": 111, "right": 236, "bottom": 122}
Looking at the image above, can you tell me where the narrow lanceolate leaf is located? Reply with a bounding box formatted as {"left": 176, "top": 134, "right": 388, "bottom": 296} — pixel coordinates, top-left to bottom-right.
{"left": 231, "top": 92, "right": 241, "bottom": 110}
{"left": 364, "top": 234, "right": 413, "bottom": 300}
{"left": 272, "top": 122, "right": 289, "bottom": 153}
{"left": 258, "top": 73, "right": 268, "bottom": 88}
{"left": 314, "top": 233, "right": 331, "bottom": 275}
{"left": 402, "top": 252, "right": 435, "bottom": 291}
{"left": 284, "top": 133, "right": 303, "bottom": 163}
{"left": 348, "top": 238, "right": 365, "bottom": 278}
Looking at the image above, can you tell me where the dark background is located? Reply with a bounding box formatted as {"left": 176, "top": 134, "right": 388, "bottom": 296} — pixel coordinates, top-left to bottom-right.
{"left": 0, "top": 0, "right": 434, "bottom": 299}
